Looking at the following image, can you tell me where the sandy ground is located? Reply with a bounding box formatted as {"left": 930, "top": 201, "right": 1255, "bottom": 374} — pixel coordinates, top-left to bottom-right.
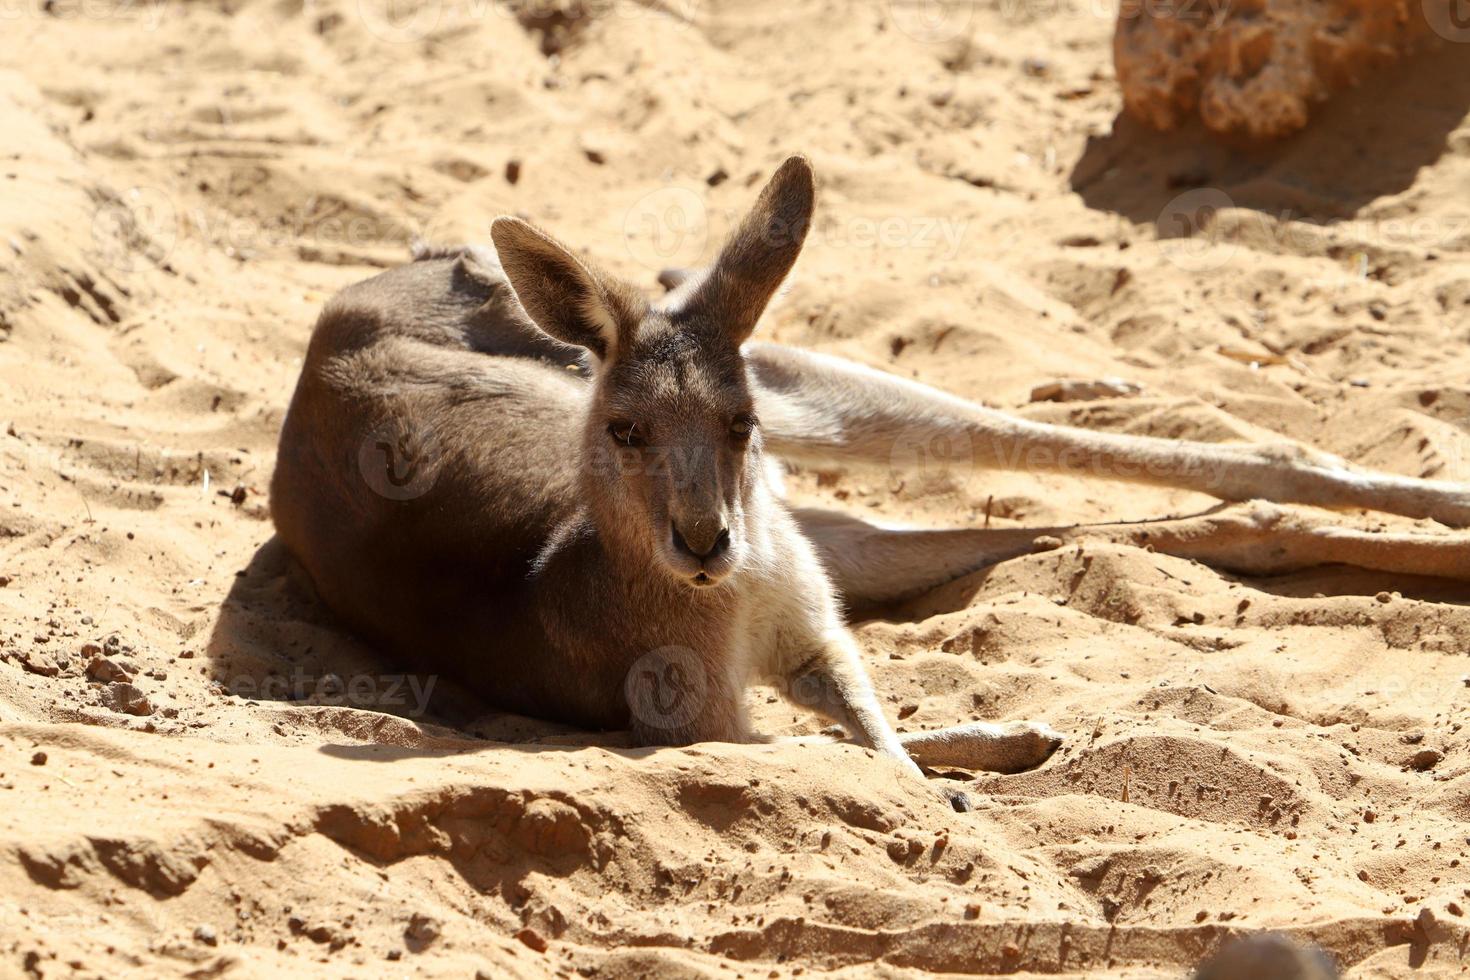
{"left": 3, "top": 1, "right": 1470, "bottom": 976}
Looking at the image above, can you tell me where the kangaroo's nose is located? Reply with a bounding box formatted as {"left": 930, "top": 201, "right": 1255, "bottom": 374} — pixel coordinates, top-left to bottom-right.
{"left": 672, "top": 522, "right": 731, "bottom": 561}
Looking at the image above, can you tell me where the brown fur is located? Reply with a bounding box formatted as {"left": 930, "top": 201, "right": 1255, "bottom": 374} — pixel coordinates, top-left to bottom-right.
{"left": 272, "top": 158, "right": 1054, "bottom": 811}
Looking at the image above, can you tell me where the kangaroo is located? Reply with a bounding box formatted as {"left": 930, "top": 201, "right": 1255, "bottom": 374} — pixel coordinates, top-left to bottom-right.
{"left": 271, "top": 156, "right": 1470, "bottom": 811}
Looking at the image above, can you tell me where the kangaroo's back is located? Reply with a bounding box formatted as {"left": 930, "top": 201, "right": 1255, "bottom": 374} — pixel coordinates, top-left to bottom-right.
{"left": 270, "top": 248, "right": 601, "bottom": 719}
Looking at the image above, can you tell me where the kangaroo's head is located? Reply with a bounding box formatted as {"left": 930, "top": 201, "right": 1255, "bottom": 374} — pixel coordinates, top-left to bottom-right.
{"left": 492, "top": 156, "right": 815, "bottom": 589}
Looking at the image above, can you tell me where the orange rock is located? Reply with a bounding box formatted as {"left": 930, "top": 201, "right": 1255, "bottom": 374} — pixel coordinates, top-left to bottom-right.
{"left": 1114, "top": 0, "right": 1460, "bottom": 139}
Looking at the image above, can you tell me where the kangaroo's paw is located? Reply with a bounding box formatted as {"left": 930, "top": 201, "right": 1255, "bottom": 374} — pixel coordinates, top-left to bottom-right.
{"left": 900, "top": 721, "right": 1063, "bottom": 774}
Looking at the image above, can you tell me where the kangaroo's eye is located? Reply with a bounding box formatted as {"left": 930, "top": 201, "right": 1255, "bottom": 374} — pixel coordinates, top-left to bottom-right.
{"left": 730, "top": 415, "right": 757, "bottom": 442}
{"left": 607, "top": 420, "right": 645, "bottom": 448}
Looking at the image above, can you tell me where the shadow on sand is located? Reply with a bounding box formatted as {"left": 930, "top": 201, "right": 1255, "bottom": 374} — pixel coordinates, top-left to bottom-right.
{"left": 204, "top": 535, "right": 583, "bottom": 746}
{"left": 1071, "top": 44, "right": 1470, "bottom": 226}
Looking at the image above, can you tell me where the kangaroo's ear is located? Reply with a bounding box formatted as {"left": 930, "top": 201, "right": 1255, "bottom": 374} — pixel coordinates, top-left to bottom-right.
{"left": 677, "top": 155, "right": 814, "bottom": 343}
{"left": 490, "top": 217, "right": 646, "bottom": 360}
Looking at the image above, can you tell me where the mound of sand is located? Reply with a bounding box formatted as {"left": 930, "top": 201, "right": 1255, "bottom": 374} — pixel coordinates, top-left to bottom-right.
{"left": 3, "top": 0, "right": 1470, "bottom": 975}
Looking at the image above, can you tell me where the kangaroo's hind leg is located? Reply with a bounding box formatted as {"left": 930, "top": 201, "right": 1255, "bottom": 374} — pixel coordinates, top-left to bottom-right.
{"left": 795, "top": 502, "right": 1470, "bottom": 609}
{"left": 791, "top": 507, "right": 1048, "bottom": 607}
{"left": 745, "top": 342, "right": 1470, "bottom": 527}
{"left": 788, "top": 501, "right": 1469, "bottom": 777}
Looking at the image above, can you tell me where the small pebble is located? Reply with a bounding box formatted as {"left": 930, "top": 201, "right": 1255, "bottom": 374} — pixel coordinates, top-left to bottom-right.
{"left": 87, "top": 657, "right": 133, "bottom": 683}
{"left": 106, "top": 683, "right": 154, "bottom": 717}
{"left": 404, "top": 913, "right": 439, "bottom": 948}
{"left": 1409, "top": 749, "right": 1443, "bottom": 772}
